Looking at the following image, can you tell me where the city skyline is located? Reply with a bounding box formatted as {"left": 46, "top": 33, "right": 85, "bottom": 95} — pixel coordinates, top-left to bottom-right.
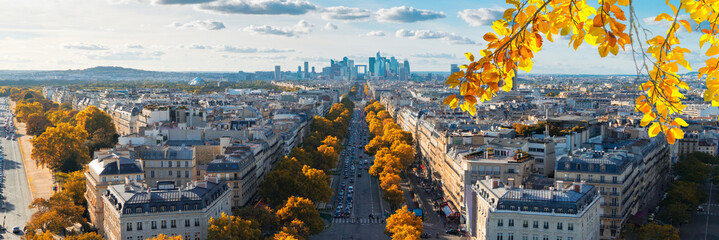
{"left": 0, "top": 0, "right": 701, "bottom": 74}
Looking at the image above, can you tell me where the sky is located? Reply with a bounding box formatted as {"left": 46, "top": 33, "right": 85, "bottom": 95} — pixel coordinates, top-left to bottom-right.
{"left": 0, "top": 0, "right": 708, "bottom": 74}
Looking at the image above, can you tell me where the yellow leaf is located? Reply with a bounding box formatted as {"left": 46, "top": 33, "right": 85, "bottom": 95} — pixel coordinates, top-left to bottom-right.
{"left": 618, "top": 0, "right": 629, "bottom": 6}
{"left": 598, "top": 44, "right": 609, "bottom": 57}
{"left": 449, "top": 97, "right": 459, "bottom": 109}
{"left": 672, "top": 117, "right": 689, "bottom": 127}
{"left": 465, "top": 52, "right": 474, "bottom": 62}
{"left": 671, "top": 127, "right": 684, "bottom": 140}
{"left": 679, "top": 20, "right": 692, "bottom": 33}
{"left": 648, "top": 122, "right": 661, "bottom": 137}
{"left": 518, "top": 58, "right": 533, "bottom": 72}
{"left": 640, "top": 113, "right": 655, "bottom": 127}
{"left": 676, "top": 59, "right": 692, "bottom": 71}
{"left": 677, "top": 81, "right": 690, "bottom": 90}
{"left": 443, "top": 95, "right": 457, "bottom": 105}
{"left": 503, "top": 8, "right": 516, "bottom": 20}
{"left": 483, "top": 32, "right": 498, "bottom": 42}
{"left": 654, "top": 13, "right": 673, "bottom": 22}
{"left": 708, "top": 46, "right": 719, "bottom": 56}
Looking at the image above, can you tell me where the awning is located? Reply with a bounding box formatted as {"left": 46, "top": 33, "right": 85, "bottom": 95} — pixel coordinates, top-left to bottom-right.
{"left": 442, "top": 205, "right": 453, "bottom": 216}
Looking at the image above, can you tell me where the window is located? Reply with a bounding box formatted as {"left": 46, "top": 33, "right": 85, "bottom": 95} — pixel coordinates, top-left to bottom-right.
{"left": 127, "top": 237, "right": 132, "bottom": 240}
{"left": 522, "top": 234, "right": 528, "bottom": 240}
{"left": 126, "top": 223, "right": 132, "bottom": 231}
{"left": 161, "top": 220, "right": 167, "bottom": 229}
{"left": 557, "top": 222, "right": 563, "bottom": 230}
{"left": 568, "top": 223, "right": 574, "bottom": 231}
{"left": 508, "top": 233, "right": 514, "bottom": 240}
{"left": 533, "top": 236, "right": 538, "bottom": 240}
{"left": 543, "top": 235, "right": 549, "bottom": 240}
{"left": 137, "top": 222, "right": 143, "bottom": 231}
{"left": 508, "top": 219, "right": 514, "bottom": 227}
{"left": 136, "top": 207, "right": 142, "bottom": 213}
{"left": 195, "top": 218, "right": 200, "bottom": 227}
{"left": 185, "top": 171, "right": 189, "bottom": 178}
{"left": 160, "top": 206, "right": 166, "bottom": 212}
{"left": 498, "top": 219, "right": 504, "bottom": 227}
{"left": 161, "top": 161, "right": 164, "bottom": 167}
{"left": 600, "top": 176, "right": 605, "bottom": 183}
{"left": 151, "top": 221, "right": 157, "bottom": 229}
{"left": 556, "top": 237, "right": 562, "bottom": 240}
{"left": 185, "top": 235, "right": 190, "bottom": 240}
{"left": 497, "top": 233, "right": 503, "bottom": 240}
{"left": 171, "top": 220, "right": 177, "bottom": 228}
{"left": 151, "top": 207, "right": 156, "bottom": 213}
{"left": 195, "top": 232, "right": 200, "bottom": 240}
{"left": 523, "top": 220, "right": 528, "bottom": 228}
{"left": 612, "top": 176, "right": 618, "bottom": 183}
{"left": 169, "top": 161, "right": 173, "bottom": 167}
{"left": 533, "top": 221, "right": 539, "bottom": 228}
{"left": 151, "top": 171, "right": 155, "bottom": 178}
{"left": 177, "top": 171, "right": 181, "bottom": 177}
{"left": 568, "top": 238, "right": 573, "bottom": 240}
{"left": 169, "top": 170, "right": 173, "bottom": 176}
{"left": 170, "top": 205, "right": 176, "bottom": 211}
{"left": 185, "top": 161, "right": 189, "bottom": 167}
{"left": 137, "top": 237, "right": 143, "bottom": 240}
{"left": 185, "top": 219, "right": 190, "bottom": 227}
{"left": 197, "top": 171, "right": 201, "bottom": 176}
{"left": 543, "top": 221, "right": 549, "bottom": 229}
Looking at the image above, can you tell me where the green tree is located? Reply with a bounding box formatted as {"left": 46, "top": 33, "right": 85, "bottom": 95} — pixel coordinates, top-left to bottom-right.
{"left": 638, "top": 223, "right": 680, "bottom": 240}
{"left": 232, "top": 206, "right": 279, "bottom": 234}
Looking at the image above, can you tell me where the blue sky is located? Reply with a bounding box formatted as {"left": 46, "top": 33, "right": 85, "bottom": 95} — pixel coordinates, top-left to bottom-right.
{"left": 0, "top": 0, "right": 707, "bottom": 74}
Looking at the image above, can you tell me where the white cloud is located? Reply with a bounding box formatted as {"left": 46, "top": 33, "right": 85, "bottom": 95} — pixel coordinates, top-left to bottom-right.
{"left": 152, "top": 0, "right": 213, "bottom": 4}
{"left": 87, "top": 51, "right": 164, "bottom": 60}
{"left": 458, "top": 8, "right": 504, "bottom": 26}
{"left": 376, "top": 6, "right": 445, "bottom": 23}
{"left": 217, "top": 45, "right": 295, "bottom": 53}
{"left": 363, "top": 31, "right": 386, "bottom": 37}
{"left": 395, "top": 29, "right": 475, "bottom": 45}
{"left": 170, "top": 20, "right": 226, "bottom": 30}
{"left": 321, "top": 6, "right": 371, "bottom": 21}
{"left": 324, "top": 23, "right": 338, "bottom": 30}
{"left": 198, "top": 0, "right": 317, "bottom": 15}
{"left": 63, "top": 43, "right": 109, "bottom": 51}
{"left": 412, "top": 53, "right": 456, "bottom": 59}
{"left": 126, "top": 44, "right": 144, "bottom": 49}
{"left": 243, "top": 20, "right": 313, "bottom": 37}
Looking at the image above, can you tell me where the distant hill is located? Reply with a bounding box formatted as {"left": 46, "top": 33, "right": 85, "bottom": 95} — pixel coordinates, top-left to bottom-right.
{"left": 0, "top": 66, "right": 242, "bottom": 82}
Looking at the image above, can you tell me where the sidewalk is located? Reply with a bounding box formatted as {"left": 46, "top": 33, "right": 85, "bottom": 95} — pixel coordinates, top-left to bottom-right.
{"left": 10, "top": 101, "right": 55, "bottom": 200}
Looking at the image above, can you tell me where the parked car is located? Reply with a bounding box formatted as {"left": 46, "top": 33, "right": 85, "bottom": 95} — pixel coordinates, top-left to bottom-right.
{"left": 12, "top": 227, "right": 20, "bottom": 234}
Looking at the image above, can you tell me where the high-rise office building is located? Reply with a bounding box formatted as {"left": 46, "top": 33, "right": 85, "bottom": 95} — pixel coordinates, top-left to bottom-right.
{"left": 274, "top": 65, "right": 281, "bottom": 81}
{"left": 304, "top": 61, "right": 309, "bottom": 78}
{"left": 451, "top": 64, "right": 459, "bottom": 74}
{"left": 369, "top": 57, "right": 376, "bottom": 76}
{"left": 312, "top": 66, "right": 315, "bottom": 74}
{"left": 403, "top": 59, "right": 410, "bottom": 78}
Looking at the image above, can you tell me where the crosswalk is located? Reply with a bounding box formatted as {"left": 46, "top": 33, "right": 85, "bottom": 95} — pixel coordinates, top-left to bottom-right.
{"left": 332, "top": 218, "right": 384, "bottom": 224}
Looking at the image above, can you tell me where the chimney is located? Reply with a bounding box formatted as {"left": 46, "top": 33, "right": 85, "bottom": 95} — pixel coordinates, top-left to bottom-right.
{"left": 492, "top": 179, "right": 500, "bottom": 188}
{"left": 124, "top": 178, "right": 132, "bottom": 192}
{"left": 555, "top": 180, "right": 564, "bottom": 190}
{"left": 574, "top": 181, "right": 583, "bottom": 193}
{"left": 196, "top": 181, "right": 208, "bottom": 188}
{"left": 507, "top": 178, "right": 515, "bottom": 188}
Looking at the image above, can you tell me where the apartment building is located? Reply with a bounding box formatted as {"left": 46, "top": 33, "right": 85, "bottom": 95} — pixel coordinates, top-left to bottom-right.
{"left": 85, "top": 149, "right": 144, "bottom": 235}
{"left": 555, "top": 150, "right": 637, "bottom": 239}
{"left": 206, "top": 149, "right": 258, "bottom": 208}
{"left": 101, "top": 178, "right": 231, "bottom": 240}
{"left": 469, "top": 178, "right": 601, "bottom": 240}
{"left": 134, "top": 145, "right": 195, "bottom": 188}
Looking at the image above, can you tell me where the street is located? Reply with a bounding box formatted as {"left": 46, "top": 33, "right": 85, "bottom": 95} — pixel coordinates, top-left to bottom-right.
{"left": 681, "top": 180, "right": 719, "bottom": 240}
{"left": 0, "top": 98, "right": 33, "bottom": 239}
{"left": 313, "top": 99, "right": 389, "bottom": 240}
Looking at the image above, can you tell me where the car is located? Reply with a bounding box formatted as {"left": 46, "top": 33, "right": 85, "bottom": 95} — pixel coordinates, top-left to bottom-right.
{"left": 348, "top": 186, "right": 353, "bottom": 193}
{"left": 357, "top": 173, "right": 362, "bottom": 177}
{"left": 698, "top": 205, "right": 705, "bottom": 212}
{"left": 341, "top": 181, "right": 346, "bottom": 188}
{"left": 446, "top": 228, "right": 459, "bottom": 235}
{"left": 335, "top": 210, "right": 342, "bottom": 217}
{"left": 349, "top": 178, "right": 354, "bottom": 183}
{"left": 12, "top": 227, "right": 20, "bottom": 234}
{"left": 648, "top": 213, "right": 655, "bottom": 222}
{"left": 343, "top": 175, "right": 348, "bottom": 179}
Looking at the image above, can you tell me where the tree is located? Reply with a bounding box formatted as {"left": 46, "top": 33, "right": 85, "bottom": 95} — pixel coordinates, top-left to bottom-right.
{"left": 145, "top": 234, "right": 184, "bottom": 240}
{"left": 273, "top": 219, "right": 309, "bottom": 240}
{"left": 15, "top": 101, "right": 43, "bottom": 122}
{"left": 638, "top": 223, "right": 680, "bottom": 240}
{"left": 207, "top": 212, "right": 261, "bottom": 240}
{"left": 26, "top": 194, "right": 85, "bottom": 238}
{"left": 390, "top": 224, "right": 422, "bottom": 240}
{"left": 386, "top": 206, "right": 423, "bottom": 238}
{"left": 26, "top": 113, "right": 53, "bottom": 136}
{"left": 31, "top": 123, "right": 89, "bottom": 172}
{"left": 379, "top": 172, "right": 401, "bottom": 190}
{"left": 301, "top": 165, "right": 332, "bottom": 203}
{"left": 383, "top": 184, "right": 405, "bottom": 209}
{"left": 47, "top": 109, "right": 78, "bottom": 125}
{"left": 309, "top": 116, "right": 333, "bottom": 137}
{"left": 321, "top": 135, "right": 342, "bottom": 151}
{"left": 57, "top": 170, "right": 87, "bottom": 206}
{"left": 65, "top": 233, "right": 104, "bottom": 240}
{"left": 232, "top": 206, "right": 279, "bottom": 234}
{"left": 659, "top": 202, "right": 691, "bottom": 226}
{"left": 315, "top": 144, "right": 338, "bottom": 171}
{"left": 439, "top": 0, "right": 719, "bottom": 144}
{"left": 391, "top": 142, "right": 416, "bottom": 169}
{"left": 75, "top": 106, "right": 117, "bottom": 152}
{"left": 276, "top": 196, "right": 324, "bottom": 235}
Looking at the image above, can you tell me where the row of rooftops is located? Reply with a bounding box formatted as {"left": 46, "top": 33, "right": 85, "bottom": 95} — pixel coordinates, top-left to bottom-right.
{"left": 104, "top": 176, "right": 229, "bottom": 216}
{"left": 556, "top": 149, "right": 635, "bottom": 174}
{"left": 474, "top": 177, "right": 600, "bottom": 215}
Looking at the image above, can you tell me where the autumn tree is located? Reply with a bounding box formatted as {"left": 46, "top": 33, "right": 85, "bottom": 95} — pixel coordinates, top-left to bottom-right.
{"left": 26, "top": 194, "right": 85, "bottom": 238}
{"left": 315, "top": 144, "right": 338, "bottom": 171}
{"left": 276, "top": 196, "right": 324, "bottom": 235}
{"left": 145, "top": 234, "right": 184, "bottom": 240}
{"left": 386, "top": 206, "right": 423, "bottom": 239}
{"left": 391, "top": 142, "right": 415, "bottom": 168}
{"left": 439, "top": 0, "right": 719, "bottom": 144}
{"left": 321, "top": 135, "right": 342, "bottom": 151}
{"left": 75, "top": 105, "right": 118, "bottom": 153}
{"left": 53, "top": 169, "right": 87, "bottom": 206}
{"left": 260, "top": 158, "right": 331, "bottom": 207}
{"left": 383, "top": 184, "right": 405, "bottom": 209}
{"left": 638, "top": 222, "right": 680, "bottom": 240}
{"left": 65, "top": 233, "right": 104, "bottom": 240}
{"left": 26, "top": 113, "right": 53, "bottom": 136}
{"left": 379, "top": 172, "right": 401, "bottom": 190}
{"left": 31, "top": 123, "right": 89, "bottom": 172}
{"left": 301, "top": 165, "right": 332, "bottom": 202}
{"left": 207, "top": 212, "right": 261, "bottom": 240}
{"left": 272, "top": 219, "right": 309, "bottom": 240}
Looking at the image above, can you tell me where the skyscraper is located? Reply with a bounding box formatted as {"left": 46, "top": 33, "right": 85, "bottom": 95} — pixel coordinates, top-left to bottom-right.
{"left": 403, "top": 59, "right": 410, "bottom": 78}
{"left": 369, "top": 57, "right": 376, "bottom": 76}
{"left": 312, "top": 66, "right": 315, "bottom": 73}
{"left": 304, "top": 61, "right": 309, "bottom": 79}
{"left": 297, "top": 66, "right": 302, "bottom": 79}
{"left": 274, "top": 65, "right": 281, "bottom": 81}
{"left": 451, "top": 64, "right": 459, "bottom": 74}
